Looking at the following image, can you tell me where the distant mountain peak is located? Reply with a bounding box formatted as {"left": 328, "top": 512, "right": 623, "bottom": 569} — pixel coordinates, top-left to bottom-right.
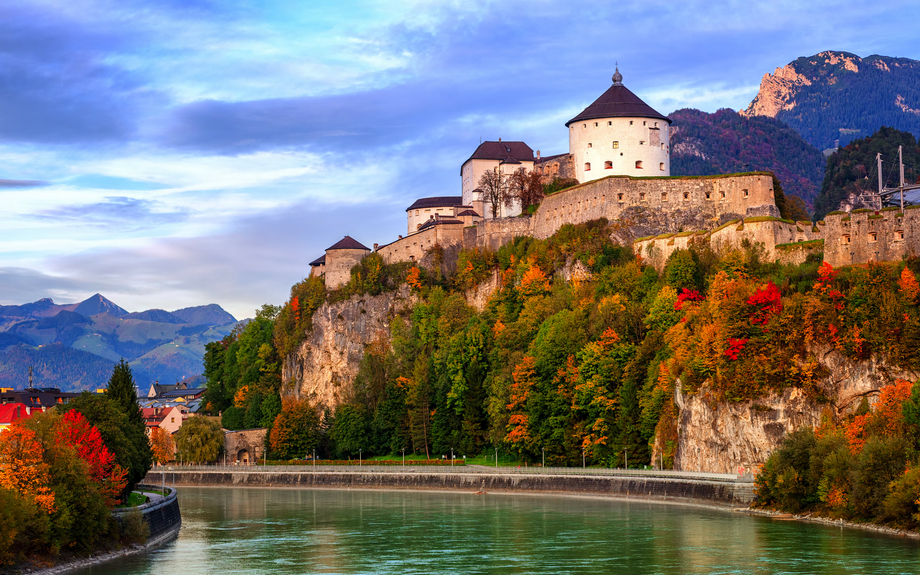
{"left": 170, "top": 304, "right": 236, "bottom": 326}
{"left": 741, "top": 51, "right": 920, "bottom": 149}
{"left": 73, "top": 294, "right": 128, "bottom": 318}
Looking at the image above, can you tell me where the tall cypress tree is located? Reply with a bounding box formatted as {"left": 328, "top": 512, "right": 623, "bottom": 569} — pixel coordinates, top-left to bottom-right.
{"left": 106, "top": 358, "right": 144, "bottom": 427}
{"left": 104, "top": 359, "right": 152, "bottom": 494}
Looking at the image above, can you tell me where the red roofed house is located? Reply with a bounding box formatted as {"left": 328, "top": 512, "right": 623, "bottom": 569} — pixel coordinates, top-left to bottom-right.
{"left": 0, "top": 403, "right": 35, "bottom": 432}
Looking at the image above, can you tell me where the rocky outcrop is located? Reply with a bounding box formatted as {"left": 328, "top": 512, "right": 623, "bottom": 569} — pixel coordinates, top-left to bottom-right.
{"left": 742, "top": 64, "right": 812, "bottom": 118}
{"left": 673, "top": 347, "right": 917, "bottom": 474}
{"left": 282, "top": 286, "right": 417, "bottom": 407}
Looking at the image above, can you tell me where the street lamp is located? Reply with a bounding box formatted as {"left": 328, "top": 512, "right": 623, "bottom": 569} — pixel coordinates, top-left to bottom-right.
{"left": 402, "top": 448, "right": 405, "bottom": 466}
{"left": 624, "top": 448, "right": 628, "bottom": 470}
{"left": 313, "top": 448, "right": 316, "bottom": 471}
{"left": 542, "top": 448, "right": 545, "bottom": 468}
{"left": 451, "top": 448, "right": 454, "bottom": 467}
{"left": 359, "top": 448, "right": 362, "bottom": 467}
{"left": 495, "top": 447, "right": 498, "bottom": 468}
{"left": 582, "top": 448, "right": 586, "bottom": 469}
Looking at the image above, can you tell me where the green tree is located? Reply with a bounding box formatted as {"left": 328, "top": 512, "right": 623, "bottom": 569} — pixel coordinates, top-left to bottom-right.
{"left": 330, "top": 404, "right": 370, "bottom": 458}
{"left": 175, "top": 417, "right": 224, "bottom": 464}
{"left": 63, "top": 392, "right": 149, "bottom": 497}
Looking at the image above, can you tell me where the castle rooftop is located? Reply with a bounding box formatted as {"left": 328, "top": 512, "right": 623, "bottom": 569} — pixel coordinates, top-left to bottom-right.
{"left": 326, "top": 236, "right": 370, "bottom": 251}
{"left": 566, "top": 68, "right": 671, "bottom": 126}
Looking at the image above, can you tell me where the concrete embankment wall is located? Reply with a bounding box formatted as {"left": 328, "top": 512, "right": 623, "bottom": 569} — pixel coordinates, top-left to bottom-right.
{"left": 145, "top": 469, "right": 755, "bottom": 508}
{"left": 112, "top": 484, "right": 182, "bottom": 538}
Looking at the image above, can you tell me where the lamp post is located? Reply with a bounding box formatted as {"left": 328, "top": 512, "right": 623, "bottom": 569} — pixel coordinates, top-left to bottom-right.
{"left": 451, "top": 448, "right": 454, "bottom": 467}
{"left": 313, "top": 449, "right": 316, "bottom": 471}
{"left": 542, "top": 448, "right": 545, "bottom": 468}
{"left": 359, "top": 448, "right": 362, "bottom": 467}
{"left": 582, "top": 448, "right": 585, "bottom": 469}
{"left": 624, "top": 448, "right": 628, "bottom": 470}
{"left": 495, "top": 447, "right": 498, "bottom": 468}
{"left": 402, "top": 448, "right": 405, "bottom": 466}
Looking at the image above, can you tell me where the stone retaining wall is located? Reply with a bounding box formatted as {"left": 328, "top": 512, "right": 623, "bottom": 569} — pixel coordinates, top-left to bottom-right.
{"left": 146, "top": 470, "right": 755, "bottom": 508}
{"left": 112, "top": 484, "right": 182, "bottom": 538}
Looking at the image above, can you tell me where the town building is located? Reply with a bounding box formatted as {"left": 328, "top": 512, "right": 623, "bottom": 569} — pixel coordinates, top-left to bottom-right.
{"left": 461, "top": 140, "right": 535, "bottom": 219}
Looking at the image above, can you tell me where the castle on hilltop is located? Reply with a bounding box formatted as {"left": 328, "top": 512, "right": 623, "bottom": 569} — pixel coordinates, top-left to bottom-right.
{"left": 309, "top": 68, "right": 919, "bottom": 289}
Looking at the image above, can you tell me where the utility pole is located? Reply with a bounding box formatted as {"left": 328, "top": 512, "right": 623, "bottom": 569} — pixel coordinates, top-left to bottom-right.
{"left": 900, "top": 145, "right": 906, "bottom": 212}
{"left": 28, "top": 365, "right": 33, "bottom": 389}
{"left": 877, "top": 152, "right": 884, "bottom": 211}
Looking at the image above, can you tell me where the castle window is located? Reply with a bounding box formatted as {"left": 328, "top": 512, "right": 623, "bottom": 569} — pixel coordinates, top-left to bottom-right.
{"left": 842, "top": 235, "right": 851, "bottom": 245}
{"left": 635, "top": 160, "right": 643, "bottom": 169}
{"left": 705, "top": 192, "right": 712, "bottom": 200}
{"left": 617, "top": 193, "right": 624, "bottom": 202}
{"left": 683, "top": 192, "right": 689, "bottom": 200}
{"left": 595, "top": 122, "right": 598, "bottom": 127}
{"left": 660, "top": 163, "right": 665, "bottom": 171}
{"left": 655, "top": 122, "right": 659, "bottom": 127}
{"left": 661, "top": 144, "right": 666, "bottom": 150}
{"left": 416, "top": 210, "right": 419, "bottom": 216}
{"left": 605, "top": 161, "right": 612, "bottom": 169}
{"left": 868, "top": 232, "right": 877, "bottom": 243}
{"left": 588, "top": 143, "right": 593, "bottom": 148}
{"left": 640, "top": 192, "right": 646, "bottom": 201}
{"left": 608, "top": 121, "right": 612, "bottom": 126}
{"left": 643, "top": 121, "right": 647, "bottom": 126}
{"left": 720, "top": 191, "right": 726, "bottom": 199}
{"left": 661, "top": 192, "right": 668, "bottom": 201}
{"left": 613, "top": 141, "right": 619, "bottom": 149}
{"left": 742, "top": 189, "right": 749, "bottom": 198}
{"left": 583, "top": 124, "right": 587, "bottom": 128}
{"left": 896, "top": 230, "right": 905, "bottom": 241}
{"left": 630, "top": 121, "right": 633, "bottom": 125}
{"left": 639, "top": 140, "right": 645, "bottom": 145}
{"left": 585, "top": 163, "right": 591, "bottom": 171}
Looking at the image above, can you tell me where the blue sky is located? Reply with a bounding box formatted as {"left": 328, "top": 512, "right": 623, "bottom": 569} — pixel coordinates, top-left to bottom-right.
{"left": 1, "top": 0, "right": 919, "bottom": 319}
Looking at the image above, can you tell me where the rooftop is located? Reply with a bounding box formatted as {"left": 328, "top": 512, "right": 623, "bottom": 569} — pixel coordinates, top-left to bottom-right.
{"left": 326, "top": 236, "right": 371, "bottom": 251}
{"left": 406, "top": 196, "right": 464, "bottom": 212}
{"left": 461, "top": 141, "right": 534, "bottom": 172}
{"left": 566, "top": 68, "right": 671, "bottom": 127}
{"left": 309, "top": 254, "right": 326, "bottom": 266}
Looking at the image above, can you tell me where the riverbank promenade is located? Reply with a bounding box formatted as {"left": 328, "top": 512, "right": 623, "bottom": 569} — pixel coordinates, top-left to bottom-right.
{"left": 145, "top": 464, "right": 756, "bottom": 508}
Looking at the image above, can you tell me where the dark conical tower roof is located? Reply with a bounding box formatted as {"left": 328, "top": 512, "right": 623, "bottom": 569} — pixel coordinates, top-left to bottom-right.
{"left": 565, "top": 68, "right": 671, "bottom": 127}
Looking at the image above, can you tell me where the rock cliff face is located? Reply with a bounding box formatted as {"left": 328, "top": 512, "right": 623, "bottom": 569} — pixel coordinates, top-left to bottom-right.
{"left": 673, "top": 347, "right": 917, "bottom": 474}
{"left": 742, "top": 64, "right": 813, "bottom": 118}
{"left": 282, "top": 286, "right": 417, "bottom": 407}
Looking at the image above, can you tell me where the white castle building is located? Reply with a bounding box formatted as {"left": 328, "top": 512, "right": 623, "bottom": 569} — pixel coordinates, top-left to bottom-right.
{"left": 566, "top": 67, "right": 671, "bottom": 182}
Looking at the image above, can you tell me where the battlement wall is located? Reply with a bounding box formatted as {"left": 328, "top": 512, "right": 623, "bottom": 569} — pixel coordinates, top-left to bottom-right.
{"left": 822, "top": 207, "right": 920, "bottom": 267}
{"left": 376, "top": 224, "right": 464, "bottom": 265}
{"left": 635, "top": 217, "right": 822, "bottom": 271}
{"left": 530, "top": 173, "right": 777, "bottom": 239}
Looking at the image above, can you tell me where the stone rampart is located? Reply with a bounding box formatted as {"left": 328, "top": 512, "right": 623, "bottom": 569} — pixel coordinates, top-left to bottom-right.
{"left": 467, "top": 217, "right": 532, "bottom": 251}
{"left": 150, "top": 468, "right": 755, "bottom": 508}
{"left": 531, "top": 174, "right": 777, "bottom": 239}
{"left": 634, "top": 217, "right": 823, "bottom": 271}
{"left": 377, "top": 224, "right": 465, "bottom": 265}
{"left": 325, "top": 248, "right": 369, "bottom": 289}
{"left": 822, "top": 207, "right": 920, "bottom": 267}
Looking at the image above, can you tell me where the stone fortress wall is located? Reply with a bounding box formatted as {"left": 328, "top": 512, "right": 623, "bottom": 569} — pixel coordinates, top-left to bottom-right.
{"left": 822, "top": 206, "right": 920, "bottom": 267}
{"left": 367, "top": 172, "right": 778, "bottom": 271}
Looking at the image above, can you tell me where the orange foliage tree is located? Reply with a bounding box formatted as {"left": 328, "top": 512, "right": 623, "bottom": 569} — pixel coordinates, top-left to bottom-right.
{"left": 56, "top": 411, "right": 128, "bottom": 507}
{"left": 0, "top": 425, "right": 55, "bottom": 513}
{"left": 150, "top": 427, "right": 176, "bottom": 466}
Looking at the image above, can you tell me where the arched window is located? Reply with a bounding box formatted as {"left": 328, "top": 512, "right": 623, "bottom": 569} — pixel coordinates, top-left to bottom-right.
{"left": 584, "top": 163, "right": 591, "bottom": 171}
{"left": 660, "top": 163, "right": 665, "bottom": 171}
{"left": 842, "top": 235, "right": 851, "bottom": 245}
{"left": 604, "top": 161, "right": 612, "bottom": 169}
{"left": 617, "top": 193, "right": 624, "bottom": 202}
{"left": 661, "top": 192, "right": 668, "bottom": 201}
{"left": 635, "top": 160, "right": 643, "bottom": 169}
{"left": 683, "top": 192, "right": 689, "bottom": 200}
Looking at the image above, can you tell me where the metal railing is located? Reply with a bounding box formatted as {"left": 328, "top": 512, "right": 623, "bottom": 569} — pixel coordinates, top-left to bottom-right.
{"left": 154, "top": 463, "right": 751, "bottom": 482}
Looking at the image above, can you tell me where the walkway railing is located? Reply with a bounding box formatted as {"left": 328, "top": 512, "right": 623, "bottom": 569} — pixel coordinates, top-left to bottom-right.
{"left": 154, "top": 463, "right": 752, "bottom": 482}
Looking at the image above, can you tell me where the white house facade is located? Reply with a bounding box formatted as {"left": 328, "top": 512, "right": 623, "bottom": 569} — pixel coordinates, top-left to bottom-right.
{"left": 460, "top": 140, "right": 535, "bottom": 219}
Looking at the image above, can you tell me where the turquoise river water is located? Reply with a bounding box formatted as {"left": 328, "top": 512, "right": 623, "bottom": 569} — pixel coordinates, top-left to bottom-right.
{"left": 76, "top": 486, "right": 920, "bottom": 574}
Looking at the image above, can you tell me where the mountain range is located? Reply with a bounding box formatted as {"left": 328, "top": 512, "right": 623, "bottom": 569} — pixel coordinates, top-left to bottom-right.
{"left": 0, "top": 294, "right": 239, "bottom": 392}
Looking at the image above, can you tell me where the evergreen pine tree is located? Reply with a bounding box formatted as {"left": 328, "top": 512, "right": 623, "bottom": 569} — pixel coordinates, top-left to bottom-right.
{"left": 106, "top": 358, "right": 144, "bottom": 428}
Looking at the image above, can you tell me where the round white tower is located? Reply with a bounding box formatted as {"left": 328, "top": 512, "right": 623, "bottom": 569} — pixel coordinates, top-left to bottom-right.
{"left": 566, "top": 68, "right": 671, "bottom": 183}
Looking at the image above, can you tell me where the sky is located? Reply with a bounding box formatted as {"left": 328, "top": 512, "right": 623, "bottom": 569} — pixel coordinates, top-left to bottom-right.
{"left": 1, "top": 0, "right": 919, "bottom": 320}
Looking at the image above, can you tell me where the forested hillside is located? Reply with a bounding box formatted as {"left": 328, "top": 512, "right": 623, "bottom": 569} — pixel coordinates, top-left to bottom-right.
{"left": 670, "top": 108, "right": 824, "bottom": 208}
{"left": 813, "top": 127, "right": 920, "bottom": 220}
{"left": 744, "top": 51, "right": 920, "bottom": 150}
{"left": 213, "top": 219, "right": 920, "bottom": 484}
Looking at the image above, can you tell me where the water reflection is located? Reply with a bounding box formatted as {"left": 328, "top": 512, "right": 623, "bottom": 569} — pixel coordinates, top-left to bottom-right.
{"left": 76, "top": 487, "right": 920, "bottom": 574}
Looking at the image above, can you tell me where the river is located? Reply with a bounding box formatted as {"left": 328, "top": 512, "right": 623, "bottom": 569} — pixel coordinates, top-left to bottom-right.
{"left": 76, "top": 486, "right": 920, "bottom": 574}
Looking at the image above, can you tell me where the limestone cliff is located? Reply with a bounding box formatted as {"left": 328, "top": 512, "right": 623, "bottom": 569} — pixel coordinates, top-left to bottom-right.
{"left": 742, "top": 64, "right": 812, "bottom": 119}
{"left": 281, "top": 285, "right": 417, "bottom": 407}
{"left": 672, "top": 346, "right": 917, "bottom": 474}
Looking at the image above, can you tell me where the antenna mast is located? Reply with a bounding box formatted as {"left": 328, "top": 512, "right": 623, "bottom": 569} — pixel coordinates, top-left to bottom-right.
{"left": 877, "top": 152, "right": 884, "bottom": 211}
